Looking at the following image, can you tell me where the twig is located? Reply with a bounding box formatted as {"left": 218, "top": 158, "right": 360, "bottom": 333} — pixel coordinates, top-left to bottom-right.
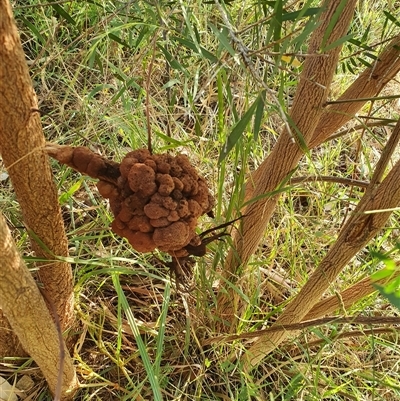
{"left": 324, "top": 121, "right": 396, "bottom": 143}
{"left": 368, "top": 124, "right": 400, "bottom": 189}
{"left": 145, "top": 33, "right": 159, "bottom": 154}
{"left": 290, "top": 175, "right": 370, "bottom": 188}
{"left": 203, "top": 315, "right": 400, "bottom": 345}
{"left": 213, "top": 0, "right": 294, "bottom": 140}
{"left": 285, "top": 327, "right": 400, "bottom": 356}
{"left": 325, "top": 94, "right": 400, "bottom": 104}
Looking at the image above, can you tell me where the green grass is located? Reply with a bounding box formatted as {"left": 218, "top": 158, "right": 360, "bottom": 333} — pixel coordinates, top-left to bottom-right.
{"left": 2, "top": 0, "right": 400, "bottom": 399}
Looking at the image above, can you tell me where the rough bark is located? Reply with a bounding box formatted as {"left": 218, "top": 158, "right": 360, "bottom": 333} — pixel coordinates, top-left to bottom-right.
{"left": 233, "top": 34, "right": 400, "bottom": 277}
{"left": 218, "top": 0, "right": 358, "bottom": 325}
{"left": 304, "top": 269, "right": 400, "bottom": 321}
{"left": 0, "top": 310, "right": 25, "bottom": 358}
{"left": 0, "top": 213, "right": 78, "bottom": 399}
{"left": 243, "top": 119, "right": 400, "bottom": 368}
{"left": 310, "top": 34, "right": 400, "bottom": 148}
{"left": 0, "top": 0, "right": 74, "bottom": 351}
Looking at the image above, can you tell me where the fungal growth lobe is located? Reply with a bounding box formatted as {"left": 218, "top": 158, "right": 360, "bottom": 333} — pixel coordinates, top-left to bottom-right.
{"left": 46, "top": 145, "right": 215, "bottom": 257}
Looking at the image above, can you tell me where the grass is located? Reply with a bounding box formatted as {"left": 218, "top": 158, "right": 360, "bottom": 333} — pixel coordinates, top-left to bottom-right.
{"left": 2, "top": 0, "right": 400, "bottom": 399}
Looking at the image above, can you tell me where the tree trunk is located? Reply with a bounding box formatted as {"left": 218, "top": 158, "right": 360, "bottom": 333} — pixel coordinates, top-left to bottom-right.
{"left": 218, "top": 0, "right": 358, "bottom": 325}
{"left": 243, "top": 118, "right": 400, "bottom": 368}
{"left": 303, "top": 268, "right": 400, "bottom": 321}
{"left": 0, "top": 0, "right": 74, "bottom": 355}
{"left": 310, "top": 34, "right": 400, "bottom": 148}
{"left": 0, "top": 213, "right": 78, "bottom": 400}
{"left": 229, "top": 34, "right": 400, "bottom": 279}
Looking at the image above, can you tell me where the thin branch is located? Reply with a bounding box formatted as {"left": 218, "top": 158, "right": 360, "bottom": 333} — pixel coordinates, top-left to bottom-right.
{"left": 285, "top": 327, "right": 400, "bottom": 356}
{"left": 324, "top": 120, "right": 396, "bottom": 143}
{"left": 291, "top": 175, "right": 370, "bottom": 188}
{"left": 325, "top": 94, "right": 400, "bottom": 104}
{"left": 367, "top": 124, "right": 400, "bottom": 189}
{"left": 145, "top": 33, "right": 158, "bottom": 155}
{"left": 213, "top": 0, "right": 294, "bottom": 139}
{"left": 203, "top": 316, "right": 400, "bottom": 345}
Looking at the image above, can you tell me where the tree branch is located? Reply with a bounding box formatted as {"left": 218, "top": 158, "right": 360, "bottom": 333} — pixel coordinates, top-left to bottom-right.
{"left": 0, "top": 213, "right": 78, "bottom": 400}
{"left": 0, "top": 0, "right": 74, "bottom": 334}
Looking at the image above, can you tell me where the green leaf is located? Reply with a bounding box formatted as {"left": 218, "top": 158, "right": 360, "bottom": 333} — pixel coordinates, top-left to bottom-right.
{"left": 321, "top": 0, "right": 349, "bottom": 51}
{"left": 385, "top": 276, "right": 400, "bottom": 293}
{"left": 153, "top": 282, "right": 170, "bottom": 378}
{"left": 218, "top": 96, "right": 260, "bottom": 163}
{"left": 108, "top": 33, "right": 131, "bottom": 48}
{"left": 158, "top": 44, "right": 186, "bottom": 72}
{"left": 285, "top": 113, "right": 310, "bottom": 155}
{"left": 209, "top": 23, "right": 236, "bottom": 58}
{"left": 133, "top": 26, "right": 150, "bottom": 51}
{"left": 59, "top": 179, "right": 83, "bottom": 205}
{"left": 361, "top": 23, "right": 371, "bottom": 43}
{"left": 50, "top": 4, "right": 76, "bottom": 26}
{"left": 26, "top": 229, "right": 54, "bottom": 256}
{"left": 162, "top": 79, "right": 180, "bottom": 90}
{"left": 282, "top": 7, "right": 320, "bottom": 21}
{"left": 348, "top": 38, "right": 373, "bottom": 51}
{"left": 346, "top": 61, "right": 355, "bottom": 74}
{"left": 87, "top": 84, "right": 115, "bottom": 100}
{"left": 323, "top": 33, "right": 355, "bottom": 53}
{"left": 383, "top": 10, "right": 400, "bottom": 27}
{"left": 357, "top": 57, "right": 372, "bottom": 68}
{"left": 271, "top": 0, "right": 283, "bottom": 54}
{"left": 293, "top": 14, "right": 320, "bottom": 53}
{"left": 155, "top": 131, "right": 192, "bottom": 147}
{"left": 371, "top": 268, "right": 395, "bottom": 282}
{"left": 171, "top": 36, "right": 218, "bottom": 63}
{"left": 253, "top": 91, "right": 266, "bottom": 141}
{"left": 244, "top": 186, "right": 297, "bottom": 207}
{"left": 20, "top": 17, "right": 46, "bottom": 44}
{"left": 374, "top": 284, "right": 400, "bottom": 311}
{"left": 364, "top": 52, "right": 378, "bottom": 60}
{"left": 112, "top": 274, "right": 163, "bottom": 401}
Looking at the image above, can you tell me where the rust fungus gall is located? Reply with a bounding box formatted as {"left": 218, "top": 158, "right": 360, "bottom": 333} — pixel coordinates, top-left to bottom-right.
{"left": 47, "top": 145, "right": 215, "bottom": 257}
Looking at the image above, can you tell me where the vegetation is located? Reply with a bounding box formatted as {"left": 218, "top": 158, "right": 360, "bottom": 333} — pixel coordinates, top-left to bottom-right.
{"left": 1, "top": 0, "right": 400, "bottom": 399}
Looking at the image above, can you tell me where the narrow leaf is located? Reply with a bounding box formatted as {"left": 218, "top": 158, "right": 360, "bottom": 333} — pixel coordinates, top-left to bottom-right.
{"left": 374, "top": 284, "right": 400, "bottom": 311}
{"left": 219, "top": 96, "right": 259, "bottom": 163}
{"left": 171, "top": 36, "right": 218, "bottom": 63}
{"left": 154, "top": 282, "right": 171, "bottom": 377}
{"left": 112, "top": 274, "right": 163, "bottom": 401}
{"left": 50, "top": 5, "right": 76, "bottom": 25}
{"left": 253, "top": 92, "right": 266, "bottom": 141}
{"left": 108, "top": 33, "right": 131, "bottom": 48}
{"left": 323, "top": 33, "right": 354, "bottom": 53}
{"left": 383, "top": 10, "right": 400, "bottom": 27}
{"left": 59, "top": 179, "right": 82, "bottom": 205}
{"left": 158, "top": 44, "right": 186, "bottom": 72}
{"left": 209, "top": 23, "right": 236, "bottom": 58}
{"left": 282, "top": 7, "right": 320, "bottom": 21}
{"left": 20, "top": 17, "right": 45, "bottom": 44}
{"left": 87, "top": 84, "right": 115, "bottom": 100}
{"left": 321, "top": 0, "right": 349, "bottom": 50}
